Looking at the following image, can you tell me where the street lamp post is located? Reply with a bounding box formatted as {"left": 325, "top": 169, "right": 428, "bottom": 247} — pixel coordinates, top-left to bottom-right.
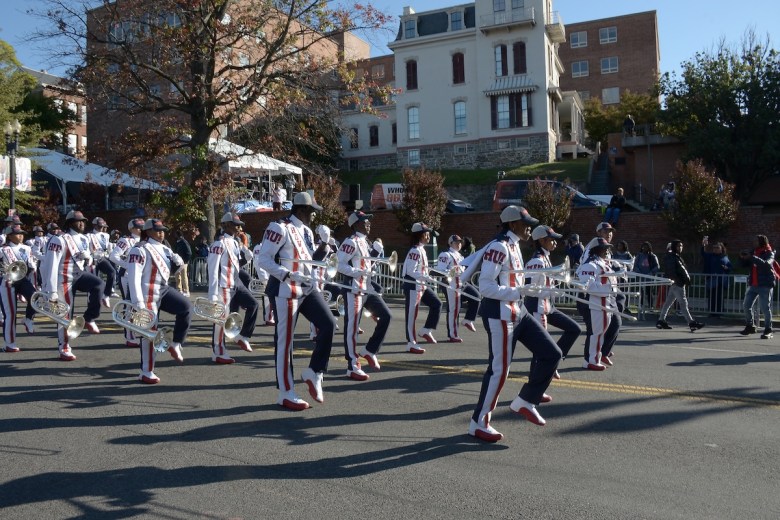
{"left": 4, "top": 119, "right": 22, "bottom": 215}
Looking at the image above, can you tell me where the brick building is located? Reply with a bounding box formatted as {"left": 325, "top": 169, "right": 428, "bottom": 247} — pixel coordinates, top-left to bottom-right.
{"left": 557, "top": 11, "right": 660, "bottom": 105}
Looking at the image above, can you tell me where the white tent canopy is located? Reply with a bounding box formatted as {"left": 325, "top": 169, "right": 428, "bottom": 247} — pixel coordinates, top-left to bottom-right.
{"left": 29, "top": 148, "right": 163, "bottom": 212}
{"left": 207, "top": 138, "right": 303, "bottom": 195}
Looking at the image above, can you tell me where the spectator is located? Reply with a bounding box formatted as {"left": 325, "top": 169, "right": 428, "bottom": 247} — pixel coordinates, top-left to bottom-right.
{"left": 604, "top": 188, "right": 626, "bottom": 226}
{"left": 633, "top": 241, "right": 660, "bottom": 315}
{"left": 272, "top": 182, "right": 287, "bottom": 211}
{"left": 462, "top": 236, "right": 476, "bottom": 257}
{"left": 739, "top": 235, "right": 776, "bottom": 339}
{"left": 174, "top": 229, "right": 194, "bottom": 297}
{"left": 194, "top": 236, "right": 209, "bottom": 285}
{"left": 656, "top": 239, "right": 704, "bottom": 332}
{"left": 701, "top": 237, "right": 732, "bottom": 318}
{"left": 623, "top": 114, "right": 636, "bottom": 137}
{"left": 565, "top": 234, "right": 584, "bottom": 269}
{"left": 659, "top": 182, "right": 676, "bottom": 210}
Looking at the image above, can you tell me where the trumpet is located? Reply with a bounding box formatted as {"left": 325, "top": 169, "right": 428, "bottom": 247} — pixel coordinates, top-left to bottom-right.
{"left": 324, "top": 280, "right": 382, "bottom": 297}
{"left": 248, "top": 279, "right": 266, "bottom": 297}
{"left": 429, "top": 264, "right": 462, "bottom": 283}
{"left": 0, "top": 260, "right": 28, "bottom": 283}
{"left": 279, "top": 254, "right": 338, "bottom": 280}
{"left": 193, "top": 297, "right": 243, "bottom": 339}
{"left": 30, "top": 291, "right": 85, "bottom": 340}
{"left": 352, "top": 250, "right": 399, "bottom": 273}
{"left": 112, "top": 301, "right": 172, "bottom": 353}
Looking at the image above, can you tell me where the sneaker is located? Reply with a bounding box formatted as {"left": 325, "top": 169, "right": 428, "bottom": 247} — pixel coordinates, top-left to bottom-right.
{"left": 59, "top": 345, "right": 76, "bottom": 361}
{"left": 740, "top": 324, "right": 757, "bottom": 336}
{"left": 601, "top": 356, "right": 613, "bottom": 367}
{"left": 656, "top": 320, "right": 672, "bottom": 330}
{"left": 552, "top": 369, "right": 561, "bottom": 380}
{"left": 582, "top": 361, "right": 606, "bottom": 371}
{"left": 406, "top": 342, "right": 425, "bottom": 354}
{"left": 463, "top": 321, "right": 477, "bottom": 332}
{"left": 540, "top": 393, "right": 553, "bottom": 404}
{"left": 358, "top": 327, "right": 364, "bottom": 335}
{"left": 447, "top": 337, "right": 463, "bottom": 343}
{"left": 168, "top": 343, "right": 184, "bottom": 363}
{"left": 468, "top": 419, "right": 503, "bottom": 443}
{"left": 689, "top": 321, "right": 705, "bottom": 332}
{"left": 301, "top": 367, "right": 324, "bottom": 403}
{"left": 111, "top": 291, "right": 121, "bottom": 298}
{"left": 509, "top": 396, "right": 546, "bottom": 426}
{"left": 761, "top": 329, "right": 773, "bottom": 339}
{"left": 24, "top": 318, "right": 34, "bottom": 334}
{"left": 85, "top": 321, "right": 100, "bottom": 334}
{"left": 4, "top": 345, "right": 20, "bottom": 353}
{"left": 419, "top": 329, "right": 437, "bottom": 343}
{"left": 277, "top": 390, "right": 310, "bottom": 411}
{"left": 346, "top": 367, "right": 369, "bottom": 381}
{"left": 360, "top": 349, "right": 381, "bottom": 370}
{"left": 235, "top": 336, "right": 253, "bottom": 352}
{"left": 139, "top": 372, "right": 160, "bottom": 384}
{"left": 212, "top": 355, "right": 235, "bottom": 365}
{"left": 101, "top": 296, "right": 111, "bottom": 308}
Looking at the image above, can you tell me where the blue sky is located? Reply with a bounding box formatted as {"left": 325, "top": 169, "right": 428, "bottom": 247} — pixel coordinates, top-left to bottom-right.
{"left": 3, "top": 0, "right": 778, "bottom": 78}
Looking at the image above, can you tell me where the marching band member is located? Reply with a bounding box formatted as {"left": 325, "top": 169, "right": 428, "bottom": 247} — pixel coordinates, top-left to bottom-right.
{"left": 336, "top": 211, "right": 392, "bottom": 380}
{"left": 308, "top": 224, "right": 338, "bottom": 340}
{"left": 576, "top": 238, "right": 619, "bottom": 371}
{"left": 256, "top": 191, "right": 335, "bottom": 411}
{"left": 401, "top": 222, "right": 442, "bottom": 353}
{"left": 469, "top": 206, "right": 562, "bottom": 442}
{"left": 206, "top": 212, "right": 259, "bottom": 364}
{"left": 0, "top": 224, "right": 38, "bottom": 352}
{"left": 109, "top": 218, "right": 146, "bottom": 347}
{"left": 436, "top": 234, "right": 479, "bottom": 342}
{"left": 40, "top": 210, "right": 105, "bottom": 361}
{"left": 88, "top": 217, "right": 118, "bottom": 300}
{"left": 25, "top": 225, "right": 46, "bottom": 289}
{"left": 126, "top": 218, "right": 191, "bottom": 383}
{"left": 251, "top": 243, "right": 275, "bottom": 326}
{"left": 523, "top": 225, "right": 582, "bottom": 379}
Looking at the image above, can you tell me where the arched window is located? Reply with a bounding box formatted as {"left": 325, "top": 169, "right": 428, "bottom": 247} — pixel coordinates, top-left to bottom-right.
{"left": 452, "top": 53, "right": 465, "bottom": 84}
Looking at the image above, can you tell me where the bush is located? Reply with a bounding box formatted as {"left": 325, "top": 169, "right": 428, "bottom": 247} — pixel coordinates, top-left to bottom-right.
{"left": 395, "top": 167, "right": 448, "bottom": 233}
{"left": 521, "top": 177, "right": 574, "bottom": 229}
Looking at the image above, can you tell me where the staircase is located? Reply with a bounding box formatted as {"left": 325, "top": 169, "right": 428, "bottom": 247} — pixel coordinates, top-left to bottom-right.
{"left": 588, "top": 151, "right": 611, "bottom": 195}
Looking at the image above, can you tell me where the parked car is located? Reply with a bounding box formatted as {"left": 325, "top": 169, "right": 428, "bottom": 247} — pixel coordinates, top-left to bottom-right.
{"left": 492, "top": 180, "right": 606, "bottom": 211}
{"left": 446, "top": 199, "right": 474, "bottom": 213}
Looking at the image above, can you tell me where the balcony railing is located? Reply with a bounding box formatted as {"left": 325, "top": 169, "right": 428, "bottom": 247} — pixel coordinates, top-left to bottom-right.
{"left": 545, "top": 11, "right": 565, "bottom": 43}
{"left": 480, "top": 7, "right": 535, "bottom": 33}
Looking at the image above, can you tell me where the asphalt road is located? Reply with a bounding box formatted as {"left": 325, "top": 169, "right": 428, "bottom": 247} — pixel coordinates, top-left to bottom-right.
{"left": 1, "top": 293, "right": 778, "bottom": 520}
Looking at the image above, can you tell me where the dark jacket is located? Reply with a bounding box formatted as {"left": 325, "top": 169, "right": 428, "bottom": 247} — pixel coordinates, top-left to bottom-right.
{"left": 701, "top": 247, "right": 732, "bottom": 288}
{"left": 663, "top": 251, "right": 690, "bottom": 287}
{"left": 741, "top": 246, "right": 776, "bottom": 288}
{"left": 175, "top": 237, "right": 193, "bottom": 262}
{"left": 634, "top": 252, "right": 659, "bottom": 275}
{"left": 195, "top": 242, "right": 209, "bottom": 258}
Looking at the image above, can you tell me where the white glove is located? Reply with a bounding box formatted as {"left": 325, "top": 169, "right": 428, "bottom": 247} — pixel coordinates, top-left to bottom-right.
{"left": 372, "top": 240, "right": 384, "bottom": 256}
{"left": 171, "top": 253, "right": 184, "bottom": 266}
{"left": 209, "top": 294, "right": 219, "bottom": 303}
{"left": 48, "top": 293, "right": 59, "bottom": 303}
{"left": 316, "top": 224, "right": 330, "bottom": 244}
{"left": 289, "top": 271, "right": 311, "bottom": 285}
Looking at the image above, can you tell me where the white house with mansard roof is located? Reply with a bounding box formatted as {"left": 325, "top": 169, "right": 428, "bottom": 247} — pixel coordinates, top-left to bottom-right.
{"left": 338, "top": 0, "right": 587, "bottom": 171}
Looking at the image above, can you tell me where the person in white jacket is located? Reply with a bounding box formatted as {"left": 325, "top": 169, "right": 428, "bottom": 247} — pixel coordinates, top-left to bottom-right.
{"left": 109, "top": 218, "right": 145, "bottom": 347}
{"left": 0, "top": 224, "right": 38, "bottom": 352}
{"left": 401, "top": 222, "right": 442, "bottom": 353}
{"left": 436, "top": 234, "right": 480, "bottom": 342}
{"left": 255, "top": 191, "right": 335, "bottom": 411}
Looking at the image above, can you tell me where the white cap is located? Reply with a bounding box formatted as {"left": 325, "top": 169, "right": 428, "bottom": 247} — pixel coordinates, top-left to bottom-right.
{"left": 220, "top": 212, "right": 245, "bottom": 225}
{"left": 499, "top": 205, "right": 539, "bottom": 225}
{"left": 411, "top": 222, "right": 439, "bottom": 237}
{"left": 531, "top": 225, "right": 563, "bottom": 241}
{"left": 292, "top": 191, "right": 323, "bottom": 210}
{"left": 347, "top": 211, "right": 373, "bottom": 227}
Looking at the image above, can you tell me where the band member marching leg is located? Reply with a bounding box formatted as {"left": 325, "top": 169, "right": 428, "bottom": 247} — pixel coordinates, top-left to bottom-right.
{"left": 336, "top": 211, "right": 392, "bottom": 380}
{"left": 524, "top": 226, "right": 582, "bottom": 379}
{"left": 206, "top": 213, "right": 259, "bottom": 364}
{"left": 40, "top": 211, "right": 106, "bottom": 361}
{"left": 576, "top": 238, "right": 619, "bottom": 371}
{"left": 402, "top": 223, "right": 442, "bottom": 353}
{"left": 126, "top": 219, "right": 191, "bottom": 383}
{"left": 109, "top": 218, "right": 145, "bottom": 347}
{"left": 469, "top": 206, "right": 562, "bottom": 443}
{"left": 256, "top": 192, "right": 335, "bottom": 411}
{"left": 89, "top": 217, "right": 118, "bottom": 300}
{"left": 0, "top": 224, "right": 38, "bottom": 352}
{"left": 436, "top": 234, "right": 479, "bottom": 342}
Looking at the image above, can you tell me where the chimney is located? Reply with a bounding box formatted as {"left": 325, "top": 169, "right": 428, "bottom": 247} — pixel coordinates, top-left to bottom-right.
{"left": 403, "top": 7, "right": 415, "bottom": 16}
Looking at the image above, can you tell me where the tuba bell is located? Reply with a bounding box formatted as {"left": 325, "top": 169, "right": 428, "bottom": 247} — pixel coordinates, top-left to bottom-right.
{"left": 193, "top": 297, "right": 243, "bottom": 339}
{"left": 0, "top": 260, "right": 28, "bottom": 283}
{"left": 248, "top": 279, "right": 266, "bottom": 297}
{"left": 30, "top": 291, "right": 85, "bottom": 340}
{"left": 112, "top": 300, "right": 171, "bottom": 353}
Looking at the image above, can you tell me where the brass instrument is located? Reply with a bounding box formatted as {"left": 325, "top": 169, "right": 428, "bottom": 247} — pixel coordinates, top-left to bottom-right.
{"left": 30, "top": 291, "right": 85, "bottom": 340}
{"left": 112, "top": 301, "right": 172, "bottom": 353}
{"left": 193, "top": 297, "right": 243, "bottom": 339}
{"left": 248, "top": 279, "right": 266, "bottom": 297}
{"left": 0, "top": 260, "right": 28, "bottom": 283}
{"left": 352, "top": 250, "right": 399, "bottom": 274}
{"left": 279, "top": 254, "right": 338, "bottom": 280}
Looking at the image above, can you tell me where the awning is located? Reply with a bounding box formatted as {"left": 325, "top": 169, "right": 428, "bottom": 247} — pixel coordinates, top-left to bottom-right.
{"left": 208, "top": 138, "right": 303, "bottom": 178}
{"left": 484, "top": 76, "right": 538, "bottom": 96}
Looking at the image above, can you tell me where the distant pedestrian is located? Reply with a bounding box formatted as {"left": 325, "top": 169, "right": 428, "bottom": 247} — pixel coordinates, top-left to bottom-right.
{"left": 174, "top": 229, "right": 194, "bottom": 297}
{"left": 701, "top": 237, "right": 732, "bottom": 318}
{"left": 739, "top": 235, "right": 776, "bottom": 339}
{"left": 656, "top": 240, "right": 704, "bottom": 332}
{"left": 623, "top": 114, "right": 636, "bottom": 137}
{"left": 604, "top": 188, "right": 626, "bottom": 226}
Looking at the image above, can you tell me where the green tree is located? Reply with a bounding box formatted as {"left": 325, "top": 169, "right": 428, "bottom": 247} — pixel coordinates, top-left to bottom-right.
{"left": 583, "top": 90, "right": 660, "bottom": 146}
{"left": 521, "top": 177, "right": 573, "bottom": 230}
{"left": 662, "top": 159, "right": 739, "bottom": 245}
{"left": 658, "top": 33, "right": 780, "bottom": 200}
{"left": 30, "top": 0, "right": 393, "bottom": 240}
{"left": 304, "top": 173, "right": 346, "bottom": 233}
{"left": 395, "top": 167, "right": 448, "bottom": 233}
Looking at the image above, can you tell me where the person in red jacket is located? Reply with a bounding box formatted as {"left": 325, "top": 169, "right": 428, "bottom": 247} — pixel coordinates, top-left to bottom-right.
{"left": 739, "top": 235, "right": 776, "bottom": 339}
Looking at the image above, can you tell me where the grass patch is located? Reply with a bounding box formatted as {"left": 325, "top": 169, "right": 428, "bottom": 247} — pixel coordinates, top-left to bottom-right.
{"left": 337, "top": 158, "right": 590, "bottom": 187}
